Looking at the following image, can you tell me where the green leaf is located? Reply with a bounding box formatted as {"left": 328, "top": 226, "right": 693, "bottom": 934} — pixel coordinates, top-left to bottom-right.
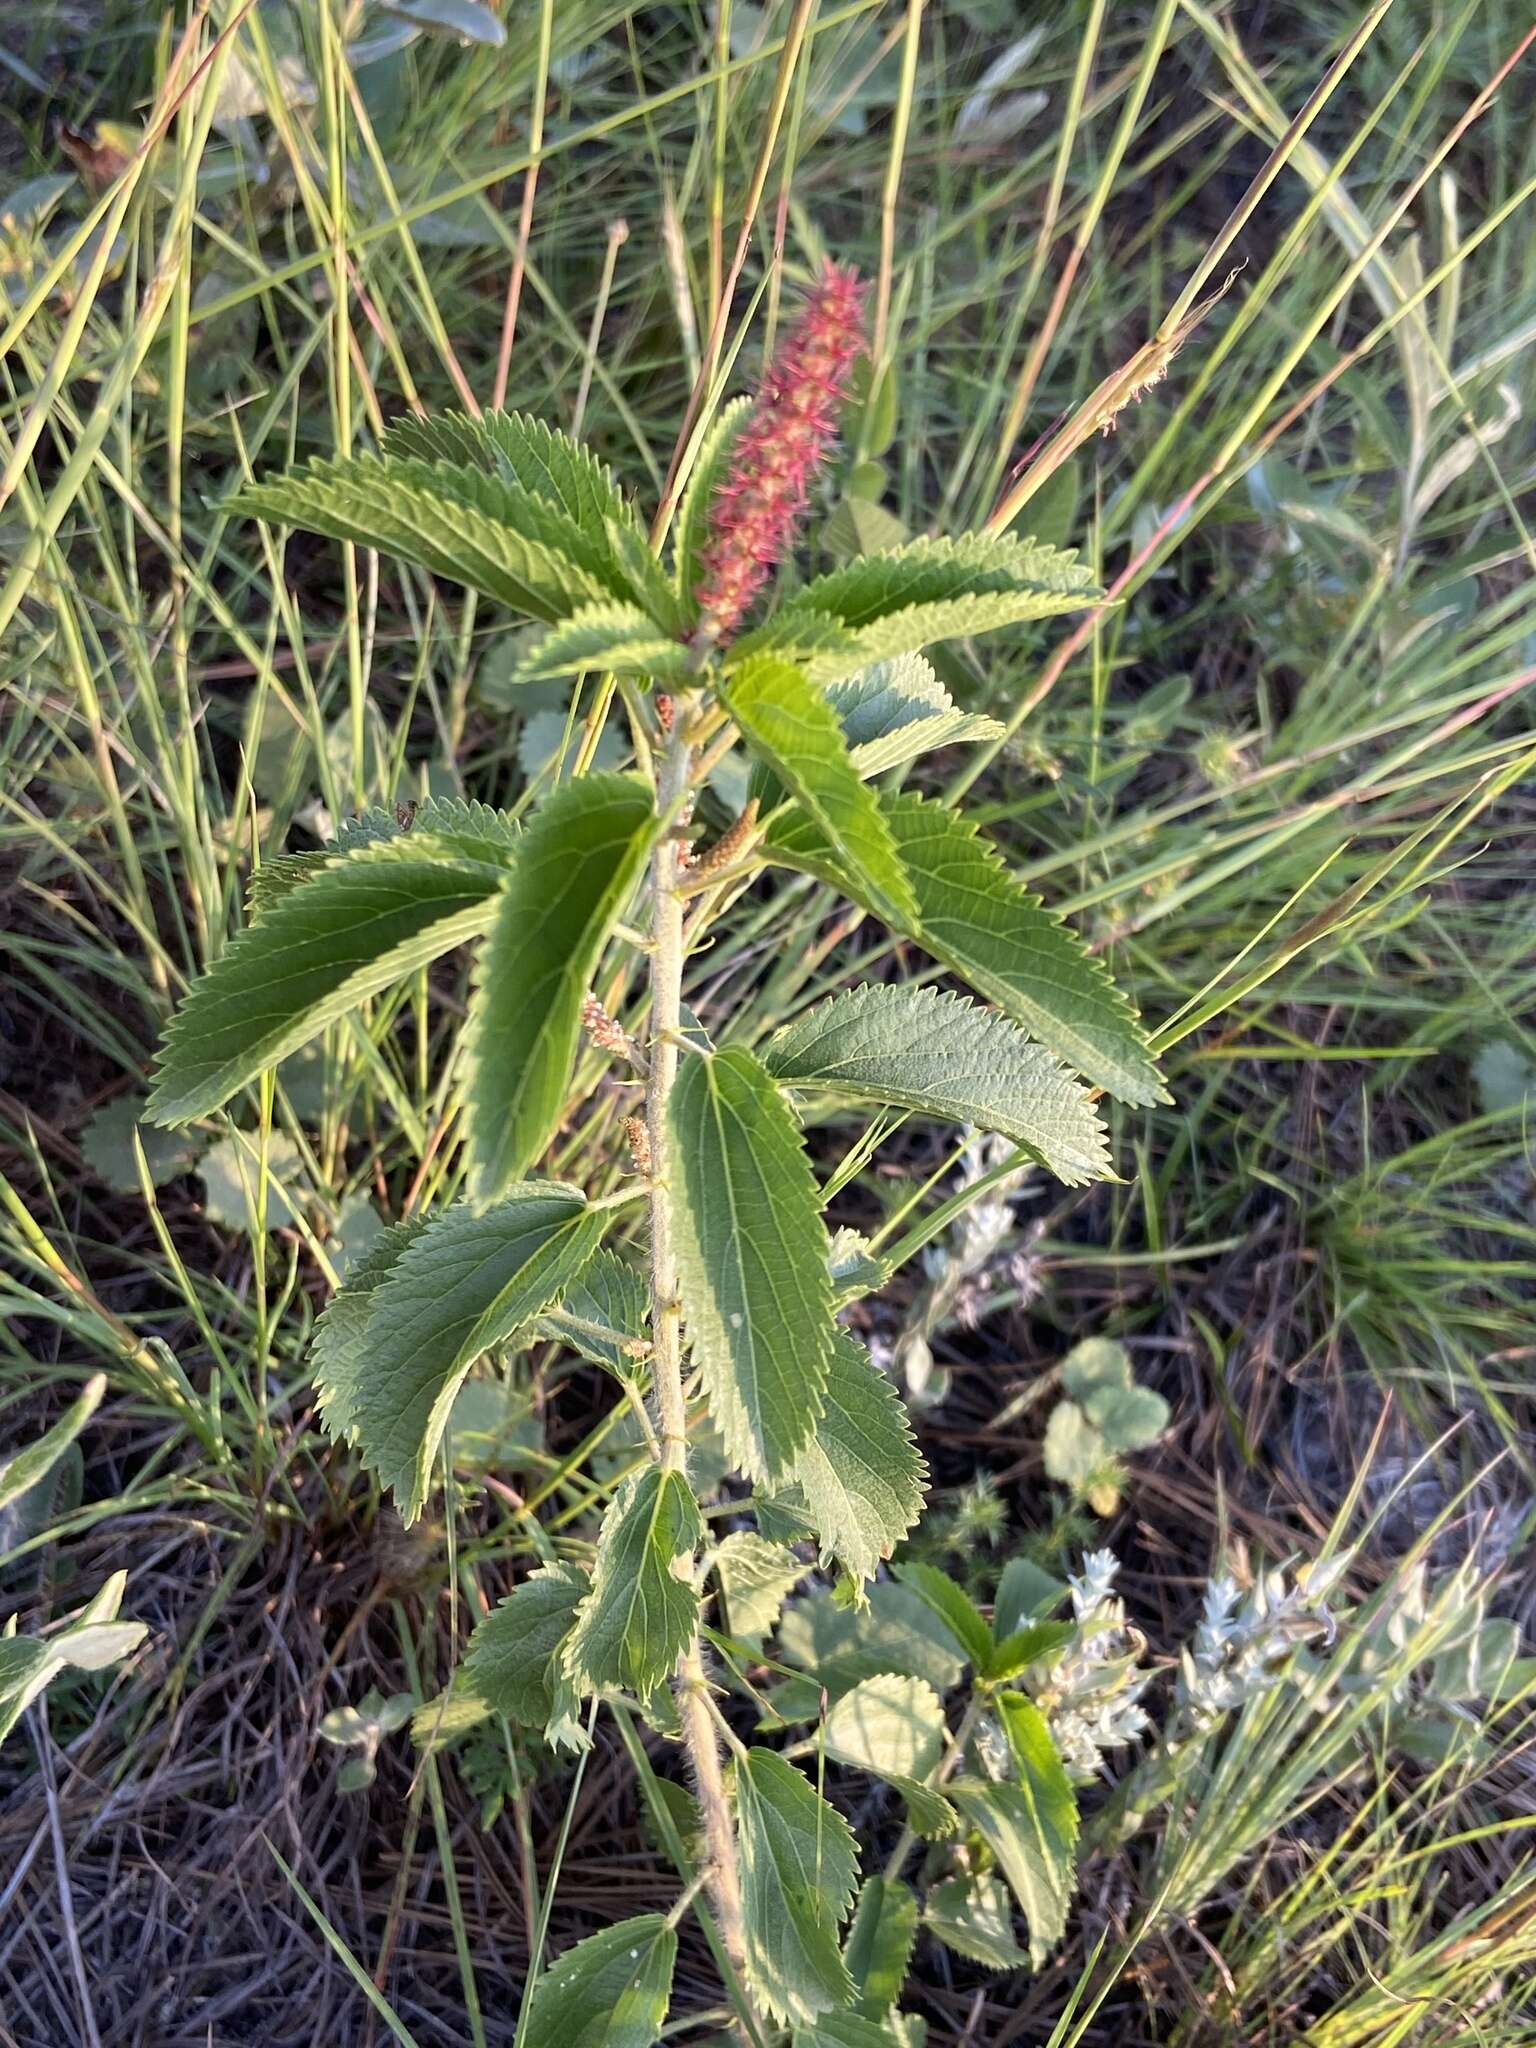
{"left": 393, "top": 455, "right": 640, "bottom": 598}
{"left": 313, "top": 1188, "right": 604, "bottom": 1519}
{"left": 513, "top": 601, "right": 697, "bottom": 684}
{"left": 924, "top": 1872, "right": 1028, "bottom": 1971}
{"left": 533, "top": 1248, "right": 649, "bottom": 1379}
{"left": 148, "top": 844, "right": 503, "bottom": 1124}
{"left": 463, "top": 774, "right": 653, "bottom": 1201}
{"left": 828, "top": 1228, "right": 890, "bottom": 1304}
{"left": 1084, "top": 1380, "right": 1169, "bottom": 1452}
{"left": 672, "top": 396, "right": 751, "bottom": 611}
{"left": 713, "top": 1532, "right": 806, "bottom": 1641}
{"left": 410, "top": 1676, "right": 497, "bottom": 1751}
{"left": 736, "top": 1747, "right": 859, "bottom": 2024}
{"left": 763, "top": 984, "right": 1110, "bottom": 1187}
{"left": 0, "top": 1639, "right": 51, "bottom": 1746}
{"left": 80, "top": 1098, "right": 202, "bottom": 1190}
{"left": 0, "top": 1439, "right": 81, "bottom": 1568}
{"left": 768, "top": 792, "right": 1164, "bottom": 1107}
{"left": 604, "top": 514, "right": 690, "bottom": 638}
{"left": 953, "top": 1693, "right": 1078, "bottom": 1968}
{"left": 308, "top": 1218, "right": 428, "bottom": 1447}
{"left": 245, "top": 797, "right": 518, "bottom": 917}
{"left": 843, "top": 1877, "right": 919, "bottom": 2018}
{"left": 195, "top": 1131, "right": 305, "bottom": 1232}
{"left": 827, "top": 652, "right": 950, "bottom": 742}
{"left": 825, "top": 1673, "right": 958, "bottom": 1839}
{"left": 1041, "top": 1401, "right": 1109, "bottom": 1489}
{"left": 792, "top": 2017, "right": 901, "bottom": 2048}
{"left": 563, "top": 1466, "right": 702, "bottom": 1704}
{"left": 235, "top": 454, "right": 615, "bottom": 622}
{"left": 727, "top": 607, "right": 863, "bottom": 675}
{"left": 668, "top": 1047, "right": 836, "bottom": 1482}
{"left": 822, "top": 494, "right": 909, "bottom": 561}
{"left": 828, "top": 653, "right": 1001, "bottom": 777}
{"left": 380, "top": 409, "right": 632, "bottom": 543}
{"left": 518, "top": 704, "right": 626, "bottom": 785}
{"left": 721, "top": 657, "right": 917, "bottom": 928}
{"left": 792, "top": 1333, "right": 926, "bottom": 1588}
{"left": 521, "top": 1915, "right": 677, "bottom": 2048}
{"left": 894, "top": 1563, "right": 993, "bottom": 1670}
{"left": 786, "top": 531, "right": 1096, "bottom": 628}
{"left": 1473, "top": 1038, "right": 1536, "bottom": 1116}
{"left": 774, "top": 1584, "right": 965, "bottom": 1716}
{"left": 1058, "top": 1337, "right": 1169, "bottom": 1449}
{"left": 1059, "top": 1335, "right": 1133, "bottom": 1401}
{"left": 982, "top": 1621, "right": 1075, "bottom": 1687}
{"left": 463, "top": 1561, "right": 587, "bottom": 1726}
{"left": 777, "top": 531, "right": 1100, "bottom": 680}
{"left": 0, "top": 1374, "right": 104, "bottom": 1518}
{"left": 826, "top": 1673, "right": 944, "bottom": 1781}
{"left": 994, "top": 1557, "right": 1067, "bottom": 1637}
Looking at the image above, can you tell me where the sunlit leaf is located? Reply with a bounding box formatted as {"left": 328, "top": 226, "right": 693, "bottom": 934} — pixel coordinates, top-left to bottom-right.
{"left": 0, "top": 1374, "right": 104, "bottom": 1519}
{"left": 668, "top": 1047, "right": 836, "bottom": 1481}
{"left": 464, "top": 1562, "right": 587, "bottom": 1727}
{"left": 952, "top": 1693, "right": 1078, "bottom": 1968}
{"left": 380, "top": 409, "right": 632, "bottom": 540}
{"left": 534, "top": 1248, "right": 649, "bottom": 1379}
{"left": 464, "top": 774, "right": 653, "bottom": 1201}
{"left": 764, "top": 983, "right": 1110, "bottom": 1186}
{"left": 894, "top": 1563, "right": 993, "bottom": 1670}
{"left": 722, "top": 655, "right": 916, "bottom": 927}
{"left": 924, "top": 1872, "right": 1028, "bottom": 1971}
{"left": 713, "top": 1532, "right": 806, "bottom": 1641}
{"left": 792, "top": 1334, "right": 926, "bottom": 1588}
{"left": 737, "top": 1747, "right": 859, "bottom": 2024}
{"left": 774, "top": 531, "right": 1100, "bottom": 680}
{"left": 236, "top": 454, "right": 617, "bottom": 622}
{"left": 768, "top": 792, "right": 1164, "bottom": 1106}
{"left": 148, "top": 843, "right": 504, "bottom": 1124}
{"left": 513, "top": 601, "right": 697, "bottom": 684}
{"left": 825, "top": 1673, "right": 957, "bottom": 1839}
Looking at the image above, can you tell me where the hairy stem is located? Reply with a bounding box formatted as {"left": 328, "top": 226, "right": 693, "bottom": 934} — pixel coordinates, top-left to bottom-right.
{"left": 644, "top": 709, "right": 750, "bottom": 1983}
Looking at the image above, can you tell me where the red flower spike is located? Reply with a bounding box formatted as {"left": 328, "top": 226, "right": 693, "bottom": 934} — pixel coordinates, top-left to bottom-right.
{"left": 692, "top": 261, "right": 867, "bottom": 649}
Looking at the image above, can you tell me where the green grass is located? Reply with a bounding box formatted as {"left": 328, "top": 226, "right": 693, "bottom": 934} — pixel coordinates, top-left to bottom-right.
{"left": 2, "top": 0, "right": 1534, "bottom": 2039}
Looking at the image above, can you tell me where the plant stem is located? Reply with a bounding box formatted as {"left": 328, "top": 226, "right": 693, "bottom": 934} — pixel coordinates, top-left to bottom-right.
{"left": 644, "top": 709, "right": 751, "bottom": 1985}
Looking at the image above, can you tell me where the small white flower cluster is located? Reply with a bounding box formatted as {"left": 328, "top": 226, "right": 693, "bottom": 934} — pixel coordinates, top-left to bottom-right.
{"left": 1006, "top": 1548, "right": 1360, "bottom": 1786}
{"left": 1170, "top": 1549, "right": 1353, "bottom": 1737}
{"left": 1034, "top": 1550, "right": 1154, "bottom": 1777}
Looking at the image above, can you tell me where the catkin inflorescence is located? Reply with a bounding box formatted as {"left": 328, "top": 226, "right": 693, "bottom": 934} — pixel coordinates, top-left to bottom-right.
{"left": 691, "top": 261, "right": 866, "bottom": 649}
